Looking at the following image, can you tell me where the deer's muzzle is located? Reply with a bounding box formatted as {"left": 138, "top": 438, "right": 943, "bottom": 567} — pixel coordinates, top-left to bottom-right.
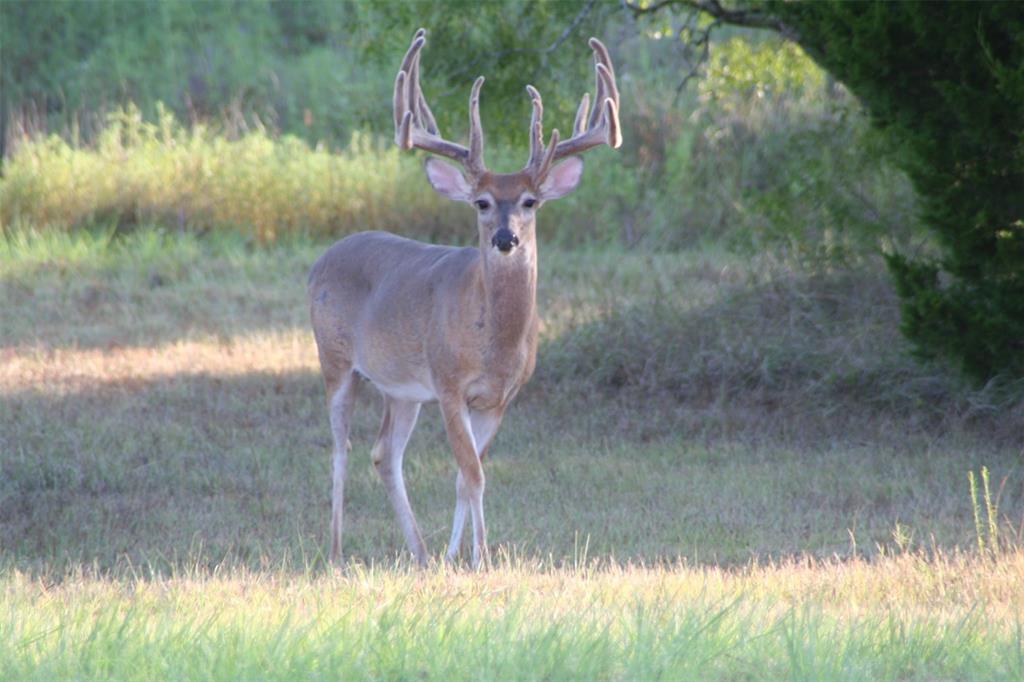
{"left": 491, "top": 229, "right": 520, "bottom": 253}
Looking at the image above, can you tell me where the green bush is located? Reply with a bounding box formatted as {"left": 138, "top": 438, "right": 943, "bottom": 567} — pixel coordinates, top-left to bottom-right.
{"left": 539, "top": 260, "right": 1024, "bottom": 438}
{"left": 684, "top": 36, "right": 920, "bottom": 264}
{"left": 769, "top": 1, "right": 1024, "bottom": 380}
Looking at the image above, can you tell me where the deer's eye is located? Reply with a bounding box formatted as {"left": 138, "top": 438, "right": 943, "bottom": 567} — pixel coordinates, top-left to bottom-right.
{"left": 522, "top": 198, "right": 537, "bottom": 209}
{"left": 474, "top": 199, "right": 491, "bottom": 211}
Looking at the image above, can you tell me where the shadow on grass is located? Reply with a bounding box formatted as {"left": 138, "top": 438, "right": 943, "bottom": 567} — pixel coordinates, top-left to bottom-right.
{"left": 0, "top": 229, "right": 320, "bottom": 350}
{"left": 532, "top": 267, "right": 1024, "bottom": 446}
{"left": 3, "top": 243, "right": 1023, "bottom": 574}
{"left": 2, "top": 361, "right": 1022, "bottom": 577}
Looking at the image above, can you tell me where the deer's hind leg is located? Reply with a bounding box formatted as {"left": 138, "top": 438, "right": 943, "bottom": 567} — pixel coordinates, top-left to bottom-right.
{"left": 372, "top": 397, "right": 428, "bottom": 566}
{"left": 323, "top": 365, "right": 358, "bottom": 565}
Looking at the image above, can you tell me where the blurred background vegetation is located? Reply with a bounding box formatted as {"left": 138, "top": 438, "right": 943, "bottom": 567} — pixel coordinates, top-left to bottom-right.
{"left": 0, "top": 0, "right": 914, "bottom": 254}
{"left": 0, "top": 0, "right": 1020, "bottom": 382}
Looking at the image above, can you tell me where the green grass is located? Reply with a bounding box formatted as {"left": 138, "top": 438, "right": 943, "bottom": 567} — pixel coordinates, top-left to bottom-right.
{"left": 3, "top": 554, "right": 1022, "bottom": 681}
{"left": 2, "top": 227, "right": 1022, "bottom": 679}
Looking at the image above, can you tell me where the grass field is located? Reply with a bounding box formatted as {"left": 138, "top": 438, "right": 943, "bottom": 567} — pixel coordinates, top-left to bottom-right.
{"left": 2, "top": 227, "right": 1022, "bottom": 679}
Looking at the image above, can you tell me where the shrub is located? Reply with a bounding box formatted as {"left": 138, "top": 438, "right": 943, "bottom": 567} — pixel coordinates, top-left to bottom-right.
{"left": 0, "top": 104, "right": 468, "bottom": 243}
{"left": 538, "top": 260, "right": 1024, "bottom": 440}
{"left": 770, "top": 1, "right": 1024, "bottom": 380}
{"left": 0, "top": 103, "right": 669, "bottom": 248}
{"left": 685, "top": 36, "right": 920, "bottom": 264}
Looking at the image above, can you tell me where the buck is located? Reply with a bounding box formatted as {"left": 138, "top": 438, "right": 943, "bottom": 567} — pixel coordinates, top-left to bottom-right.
{"left": 308, "top": 28, "right": 621, "bottom": 567}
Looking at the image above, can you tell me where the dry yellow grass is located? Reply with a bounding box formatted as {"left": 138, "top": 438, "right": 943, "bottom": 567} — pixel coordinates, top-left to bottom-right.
{"left": 1, "top": 331, "right": 316, "bottom": 396}
{"left": 8, "top": 550, "right": 1024, "bottom": 629}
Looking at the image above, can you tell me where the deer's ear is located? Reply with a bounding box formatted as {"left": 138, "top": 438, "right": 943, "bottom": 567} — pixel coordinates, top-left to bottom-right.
{"left": 537, "top": 156, "right": 584, "bottom": 200}
{"left": 424, "top": 158, "right": 473, "bottom": 201}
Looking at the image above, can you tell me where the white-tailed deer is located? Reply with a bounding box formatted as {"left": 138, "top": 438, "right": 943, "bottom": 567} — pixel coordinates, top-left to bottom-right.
{"left": 308, "top": 28, "right": 621, "bottom": 567}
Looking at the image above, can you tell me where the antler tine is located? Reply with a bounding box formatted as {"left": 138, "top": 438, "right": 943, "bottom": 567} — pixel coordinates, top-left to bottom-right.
{"left": 393, "top": 28, "right": 486, "bottom": 173}
{"left": 524, "top": 85, "right": 544, "bottom": 171}
{"left": 586, "top": 38, "right": 618, "bottom": 129}
{"left": 408, "top": 39, "right": 424, "bottom": 125}
{"left": 588, "top": 66, "right": 607, "bottom": 131}
{"left": 417, "top": 88, "right": 439, "bottom": 136}
{"left": 520, "top": 84, "right": 559, "bottom": 179}
{"left": 573, "top": 92, "right": 590, "bottom": 136}
{"left": 553, "top": 37, "right": 623, "bottom": 162}
{"left": 536, "top": 128, "right": 560, "bottom": 180}
{"left": 467, "top": 76, "right": 486, "bottom": 175}
{"left": 408, "top": 37, "right": 442, "bottom": 137}
{"left": 394, "top": 70, "right": 409, "bottom": 146}
{"left": 393, "top": 33, "right": 424, "bottom": 148}
{"left": 521, "top": 85, "right": 561, "bottom": 180}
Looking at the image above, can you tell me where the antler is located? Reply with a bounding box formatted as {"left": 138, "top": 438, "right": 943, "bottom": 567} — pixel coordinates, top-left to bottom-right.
{"left": 394, "top": 28, "right": 487, "bottom": 176}
{"left": 524, "top": 37, "right": 622, "bottom": 180}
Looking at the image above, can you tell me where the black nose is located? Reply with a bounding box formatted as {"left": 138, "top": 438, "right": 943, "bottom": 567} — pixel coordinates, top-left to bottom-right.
{"left": 491, "top": 229, "right": 520, "bottom": 253}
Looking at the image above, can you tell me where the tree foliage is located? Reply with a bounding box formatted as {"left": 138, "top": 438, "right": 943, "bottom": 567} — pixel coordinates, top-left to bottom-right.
{"left": 0, "top": 0, "right": 615, "bottom": 156}
{"left": 0, "top": 0, "right": 365, "bottom": 150}
{"left": 348, "top": 0, "right": 619, "bottom": 158}
{"left": 637, "top": 0, "right": 1024, "bottom": 380}
{"left": 770, "top": 2, "right": 1024, "bottom": 381}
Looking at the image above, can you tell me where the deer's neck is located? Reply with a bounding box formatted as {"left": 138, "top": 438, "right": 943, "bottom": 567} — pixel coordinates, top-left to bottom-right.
{"left": 479, "top": 244, "right": 538, "bottom": 375}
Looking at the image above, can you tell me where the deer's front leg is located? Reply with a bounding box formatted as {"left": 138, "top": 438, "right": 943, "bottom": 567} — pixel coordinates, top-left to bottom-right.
{"left": 440, "top": 398, "right": 490, "bottom": 568}
{"left": 447, "top": 469, "right": 470, "bottom": 562}
{"left": 447, "top": 409, "right": 503, "bottom": 561}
